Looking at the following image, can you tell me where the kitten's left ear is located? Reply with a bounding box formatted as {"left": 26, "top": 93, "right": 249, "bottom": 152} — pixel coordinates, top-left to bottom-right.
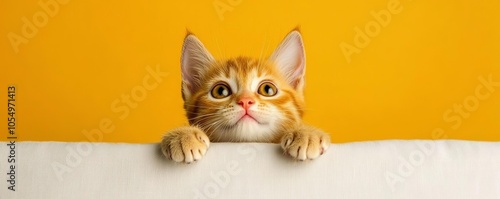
{"left": 181, "top": 33, "right": 215, "bottom": 100}
{"left": 269, "top": 30, "right": 306, "bottom": 91}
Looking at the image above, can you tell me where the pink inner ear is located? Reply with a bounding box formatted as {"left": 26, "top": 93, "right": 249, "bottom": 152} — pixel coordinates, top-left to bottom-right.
{"left": 180, "top": 35, "right": 214, "bottom": 93}
{"left": 270, "top": 30, "right": 306, "bottom": 88}
{"left": 291, "top": 45, "right": 306, "bottom": 80}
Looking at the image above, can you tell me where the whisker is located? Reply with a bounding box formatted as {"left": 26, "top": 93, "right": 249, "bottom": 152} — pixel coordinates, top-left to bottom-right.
{"left": 184, "top": 104, "right": 224, "bottom": 109}
{"left": 211, "top": 122, "right": 226, "bottom": 140}
{"left": 211, "top": 31, "right": 224, "bottom": 60}
{"left": 204, "top": 120, "right": 223, "bottom": 136}
{"left": 257, "top": 31, "right": 270, "bottom": 68}
{"left": 188, "top": 113, "right": 221, "bottom": 121}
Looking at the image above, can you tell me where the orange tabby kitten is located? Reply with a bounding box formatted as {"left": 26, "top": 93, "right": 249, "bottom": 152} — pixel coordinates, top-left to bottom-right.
{"left": 161, "top": 29, "right": 330, "bottom": 163}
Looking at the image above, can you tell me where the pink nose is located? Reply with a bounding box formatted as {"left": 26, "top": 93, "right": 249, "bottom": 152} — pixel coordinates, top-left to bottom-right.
{"left": 238, "top": 98, "right": 254, "bottom": 110}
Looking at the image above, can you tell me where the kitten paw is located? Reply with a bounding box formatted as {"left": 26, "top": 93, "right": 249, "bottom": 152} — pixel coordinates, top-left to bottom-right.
{"left": 160, "top": 126, "right": 210, "bottom": 163}
{"left": 280, "top": 126, "right": 330, "bottom": 161}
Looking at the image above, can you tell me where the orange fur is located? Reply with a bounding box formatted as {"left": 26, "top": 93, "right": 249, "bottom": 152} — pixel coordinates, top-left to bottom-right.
{"left": 184, "top": 57, "right": 304, "bottom": 142}
{"left": 161, "top": 30, "right": 330, "bottom": 163}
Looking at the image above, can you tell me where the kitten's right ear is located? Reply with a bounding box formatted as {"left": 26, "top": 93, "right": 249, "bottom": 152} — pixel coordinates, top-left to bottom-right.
{"left": 181, "top": 34, "right": 214, "bottom": 99}
{"left": 269, "top": 30, "right": 306, "bottom": 92}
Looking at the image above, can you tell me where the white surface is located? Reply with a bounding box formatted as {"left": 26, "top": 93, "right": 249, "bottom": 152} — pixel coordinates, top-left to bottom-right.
{"left": 1, "top": 140, "right": 500, "bottom": 199}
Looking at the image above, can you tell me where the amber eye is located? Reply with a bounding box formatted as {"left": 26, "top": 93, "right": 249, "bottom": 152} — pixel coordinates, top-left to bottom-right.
{"left": 211, "top": 83, "right": 232, "bottom": 99}
{"left": 258, "top": 82, "right": 278, "bottom": 97}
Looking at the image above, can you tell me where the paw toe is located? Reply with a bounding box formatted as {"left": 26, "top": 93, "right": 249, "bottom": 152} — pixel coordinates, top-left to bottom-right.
{"left": 161, "top": 126, "right": 211, "bottom": 163}
{"left": 170, "top": 148, "right": 185, "bottom": 163}
{"left": 298, "top": 146, "right": 308, "bottom": 161}
{"left": 281, "top": 127, "right": 330, "bottom": 161}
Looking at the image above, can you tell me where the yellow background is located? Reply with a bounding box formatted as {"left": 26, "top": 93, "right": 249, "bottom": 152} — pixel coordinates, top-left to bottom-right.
{"left": 1, "top": 0, "right": 499, "bottom": 143}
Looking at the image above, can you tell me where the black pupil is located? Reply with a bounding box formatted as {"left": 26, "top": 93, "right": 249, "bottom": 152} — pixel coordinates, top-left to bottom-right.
{"left": 218, "top": 86, "right": 226, "bottom": 96}
{"left": 265, "top": 85, "right": 271, "bottom": 94}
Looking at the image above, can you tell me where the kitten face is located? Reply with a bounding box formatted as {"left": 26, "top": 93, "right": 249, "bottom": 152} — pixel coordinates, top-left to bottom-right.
{"left": 180, "top": 30, "right": 306, "bottom": 142}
